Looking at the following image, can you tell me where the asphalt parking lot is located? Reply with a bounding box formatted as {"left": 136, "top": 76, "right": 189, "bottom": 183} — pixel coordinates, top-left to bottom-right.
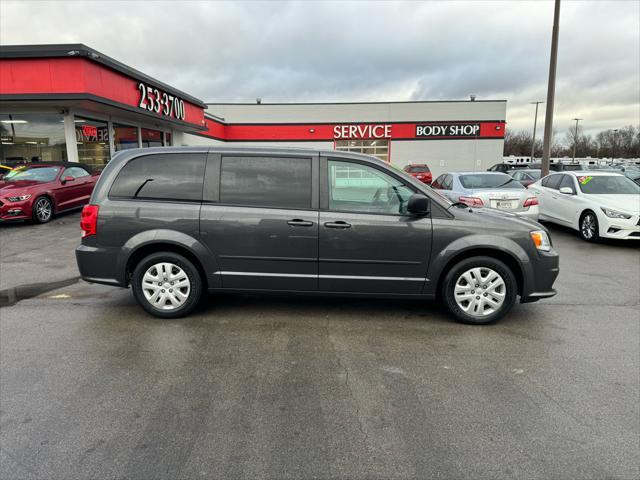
{"left": 1, "top": 211, "right": 638, "bottom": 480}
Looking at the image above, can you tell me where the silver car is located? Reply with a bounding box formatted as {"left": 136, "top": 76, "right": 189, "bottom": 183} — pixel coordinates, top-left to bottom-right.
{"left": 431, "top": 171, "right": 540, "bottom": 220}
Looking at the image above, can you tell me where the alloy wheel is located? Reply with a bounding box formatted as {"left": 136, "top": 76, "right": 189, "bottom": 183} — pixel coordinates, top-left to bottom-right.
{"left": 34, "top": 198, "right": 52, "bottom": 222}
{"left": 141, "top": 262, "right": 191, "bottom": 310}
{"left": 581, "top": 214, "right": 597, "bottom": 240}
{"left": 454, "top": 267, "right": 506, "bottom": 317}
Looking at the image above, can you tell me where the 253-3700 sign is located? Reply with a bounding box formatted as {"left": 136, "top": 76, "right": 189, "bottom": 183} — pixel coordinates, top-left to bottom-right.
{"left": 138, "top": 83, "right": 186, "bottom": 120}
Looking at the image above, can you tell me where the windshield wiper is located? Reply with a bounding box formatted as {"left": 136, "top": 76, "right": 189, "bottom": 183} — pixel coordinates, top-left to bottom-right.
{"left": 134, "top": 178, "right": 154, "bottom": 197}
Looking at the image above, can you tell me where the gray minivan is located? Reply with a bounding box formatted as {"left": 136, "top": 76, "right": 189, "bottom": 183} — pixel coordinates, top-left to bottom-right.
{"left": 76, "top": 147, "right": 559, "bottom": 324}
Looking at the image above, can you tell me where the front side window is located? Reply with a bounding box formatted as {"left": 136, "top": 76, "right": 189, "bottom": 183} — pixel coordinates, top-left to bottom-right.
{"left": 0, "top": 113, "right": 67, "bottom": 166}
{"left": 109, "top": 154, "right": 205, "bottom": 201}
{"left": 577, "top": 175, "right": 640, "bottom": 194}
{"left": 63, "top": 166, "right": 90, "bottom": 179}
{"left": 542, "top": 174, "right": 563, "bottom": 190}
{"left": 441, "top": 175, "right": 453, "bottom": 190}
{"left": 220, "top": 156, "right": 312, "bottom": 209}
{"left": 558, "top": 174, "right": 576, "bottom": 194}
{"left": 328, "top": 160, "right": 413, "bottom": 215}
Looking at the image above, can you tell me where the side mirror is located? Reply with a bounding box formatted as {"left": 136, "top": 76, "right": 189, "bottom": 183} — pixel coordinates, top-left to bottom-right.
{"left": 407, "top": 193, "right": 430, "bottom": 216}
{"left": 62, "top": 176, "right": 74, "bottom": 184}
{"left": 559, "top": 186, "right": 574, "bottom": 195}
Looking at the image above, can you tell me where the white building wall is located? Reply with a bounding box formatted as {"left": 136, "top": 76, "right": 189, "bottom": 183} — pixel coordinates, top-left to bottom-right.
{"left": 207, "top": 101, "right": 506, "bottom": 123}
{"left": 182, "top": 101, "right": 507, "bottom": 177}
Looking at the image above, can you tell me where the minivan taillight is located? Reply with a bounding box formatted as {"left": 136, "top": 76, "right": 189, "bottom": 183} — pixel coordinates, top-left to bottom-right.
{"left": 523, "top": 197, "right": 539, "bottom": 208}
{"left": 80, "top": 204, "right": 99, "bottom": 238}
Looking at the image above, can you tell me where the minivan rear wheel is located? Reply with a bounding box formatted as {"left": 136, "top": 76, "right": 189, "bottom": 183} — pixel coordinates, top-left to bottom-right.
{"left": 131, "top": 252, "right": 202, "bottom": 319}
{"left": 442, "top": 256, "right": 517, "bottom": 325}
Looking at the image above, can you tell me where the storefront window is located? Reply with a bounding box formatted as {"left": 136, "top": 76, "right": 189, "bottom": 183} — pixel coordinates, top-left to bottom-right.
{"left": 114, "top": 123, "right": 139, "bottom": 151}
{"left": 165, "top": 132, "right": 172, "bottom": 146}
{"left": 335, "top": 139, "right": 389, "bottom": 162}
{"left": 0, "top": 113, "right": 67, "bottom": 166}
{"left": 141, "top": 128, "right": 163, "bottom": 148}
{"left": 75, "top": 117, "right": 110, "bottom": 170}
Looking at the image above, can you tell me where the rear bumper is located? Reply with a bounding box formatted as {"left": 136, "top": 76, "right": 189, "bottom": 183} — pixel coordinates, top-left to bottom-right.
{"left": 76, "top": 244, "right": 126, "bottom": 287}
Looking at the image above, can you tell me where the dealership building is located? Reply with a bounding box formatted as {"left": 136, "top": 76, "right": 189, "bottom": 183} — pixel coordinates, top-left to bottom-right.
{"left": 1, "top": 44, "right": 506, "bottom": 176}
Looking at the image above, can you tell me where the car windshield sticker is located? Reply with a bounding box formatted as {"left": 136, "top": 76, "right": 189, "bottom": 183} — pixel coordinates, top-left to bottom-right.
{"left": 578, "top": 175, "right": 593, "bottom": 185}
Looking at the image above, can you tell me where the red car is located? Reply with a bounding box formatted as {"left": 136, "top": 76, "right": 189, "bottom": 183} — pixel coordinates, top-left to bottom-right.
{"left": 0, "top": 163, "right": 99, "bottom": 223}
{"left": 403, "top": 164, "right": 433, "bottom": 185}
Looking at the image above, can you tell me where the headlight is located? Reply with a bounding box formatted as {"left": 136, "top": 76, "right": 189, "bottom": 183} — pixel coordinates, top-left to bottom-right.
{"left": 601, "top": 207, "right": 631, "bottom": 219}
{"left": 530, "top": 230, "right": 551, "bottom": 252}
{"left": 7, "top": 194, "right": 31, "bottom": 202}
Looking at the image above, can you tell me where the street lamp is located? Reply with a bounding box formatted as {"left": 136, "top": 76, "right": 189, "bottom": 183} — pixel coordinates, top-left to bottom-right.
{"left": 572, "top": 118, "right": 582, "bottom": 162}
{"left": 530, "top": 101, "right": 544, "bottom": 162}
{"left": 612, "top": 129, "right": 619, "bottom": 160}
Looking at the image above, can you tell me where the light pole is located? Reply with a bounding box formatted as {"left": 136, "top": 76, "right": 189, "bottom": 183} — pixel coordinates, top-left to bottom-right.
{"left": 571, "top": 118, "right": 582, "bottom": 162}
{"left": 612, "top": 129, "right": 619, "bottom": 160}
{"left": 530, "top": 101, "right": 544, "bottom": 162}
{"left": 541, "top": 0, "right": 561, "bottom": 177}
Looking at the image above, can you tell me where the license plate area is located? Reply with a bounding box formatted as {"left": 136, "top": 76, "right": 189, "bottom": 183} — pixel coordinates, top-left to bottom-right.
{"left": 492, "top": 200, "right": 516, "bottom": 210}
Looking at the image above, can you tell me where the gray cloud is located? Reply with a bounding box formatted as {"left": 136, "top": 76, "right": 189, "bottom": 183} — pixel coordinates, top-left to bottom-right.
{"left": 1, "top": 0, "right": 638, "bottom": 136}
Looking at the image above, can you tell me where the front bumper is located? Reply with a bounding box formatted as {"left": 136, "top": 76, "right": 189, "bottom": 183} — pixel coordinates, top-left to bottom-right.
{"left": 598, "top": 214, "right": 640, "bottom": 240}
{"left": 0, "top": 199, "right": 33, "bottom": 220}
{"left": 520, "top": 248, "right": 560, "bottom": 303}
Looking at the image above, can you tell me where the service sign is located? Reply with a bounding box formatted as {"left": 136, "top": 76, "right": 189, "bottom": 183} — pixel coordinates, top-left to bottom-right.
{"left": 415, "top": 123, "right": 481, "bottom": 137}
{"left": 334, "top": 124, "right": 392, "bottom": 139}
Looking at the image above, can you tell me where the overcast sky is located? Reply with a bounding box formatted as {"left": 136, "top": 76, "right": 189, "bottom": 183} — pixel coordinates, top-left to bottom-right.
{"left": 1, "top": 0, "right": 638, "bottom": 136}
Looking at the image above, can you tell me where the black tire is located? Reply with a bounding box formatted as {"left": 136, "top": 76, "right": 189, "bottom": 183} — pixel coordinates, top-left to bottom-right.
{"left": 442, "top": 256, "right": 518, "bottom": 325}
{"left": 31, "top": 196, "right": 53, "bottom": 224}
{"left": 579, "top": 210, "right": 600, "bottom": 242}
{"left": 131, "top": 252, "right": 202, "bottom": 319}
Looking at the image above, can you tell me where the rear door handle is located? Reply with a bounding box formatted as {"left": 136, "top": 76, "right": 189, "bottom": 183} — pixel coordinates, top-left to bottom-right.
{"left": 324, "top": 221, "right": 351, "bottom": 229}
{"left": 287, "top": 219, "right": 314, "bottom": 227}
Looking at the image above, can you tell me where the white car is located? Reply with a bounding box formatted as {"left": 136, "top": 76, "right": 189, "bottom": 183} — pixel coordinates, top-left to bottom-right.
{"left": 528, "top": 171, "right": 640, "bottom": 241}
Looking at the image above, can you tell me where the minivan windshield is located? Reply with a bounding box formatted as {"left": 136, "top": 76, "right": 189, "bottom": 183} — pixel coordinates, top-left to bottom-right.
{"left": 4, "top": 166, "right": 60, "bottom": 182}
{"left": 459, "top": 174, "right": 524, "bottom": 190}
{"left": 577, "top": 175, "right": 640, "bottom": 194}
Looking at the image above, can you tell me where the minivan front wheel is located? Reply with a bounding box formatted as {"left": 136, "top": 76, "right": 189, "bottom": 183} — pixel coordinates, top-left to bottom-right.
{"left": 131, "top": 252, "right": 202, "bottom": 318}
{"left": 442, "top": 256, "right": 517, "bottom": 324}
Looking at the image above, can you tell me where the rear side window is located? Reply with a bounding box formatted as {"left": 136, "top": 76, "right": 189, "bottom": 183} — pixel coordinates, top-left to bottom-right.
{"left": 431, "top": 175, "right": 445, "bottom": 189}
{"left": 220, "top": 156, "right": 312, "bottom": 209}
{"left": 542, "top": 174, "right": 563, "bottom": 190}
{"left": 109, "top": 153, "right": 205, "bottom": 201}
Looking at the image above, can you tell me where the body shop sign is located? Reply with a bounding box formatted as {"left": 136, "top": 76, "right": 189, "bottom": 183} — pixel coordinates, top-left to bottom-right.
{"left": 416, "top": 123, "right": 480, "bottom": 137}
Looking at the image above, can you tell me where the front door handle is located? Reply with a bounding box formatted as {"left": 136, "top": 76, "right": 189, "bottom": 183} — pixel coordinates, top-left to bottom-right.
{"left": 287, "top": 219, "right": 314, "bottom": 227}
{"left": 324, "top": 221, "right": 351, "bottom": 229}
